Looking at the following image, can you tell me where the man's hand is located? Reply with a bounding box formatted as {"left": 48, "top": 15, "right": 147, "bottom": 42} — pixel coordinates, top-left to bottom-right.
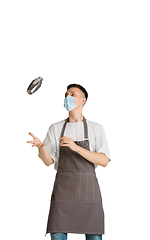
{"left": 59, "top": 136, "right": 78, "bottom": 152}
{"left": 27, "top": 132, "right": 45, "bottom": 148}
{"left": 59, "top": 136, "right": 109, "bottom": 167}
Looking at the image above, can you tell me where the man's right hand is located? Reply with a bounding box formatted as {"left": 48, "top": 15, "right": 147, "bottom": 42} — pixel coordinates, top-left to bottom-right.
{"left": 27, "top": 132, "right": 45, "bottom": 148}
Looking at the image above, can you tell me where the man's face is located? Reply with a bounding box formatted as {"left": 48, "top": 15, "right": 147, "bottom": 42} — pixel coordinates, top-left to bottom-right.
{"left": 65, "top": 87, "right": 86, "bottom": 108}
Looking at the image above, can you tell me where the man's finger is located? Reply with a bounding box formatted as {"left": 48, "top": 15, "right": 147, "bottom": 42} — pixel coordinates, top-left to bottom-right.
{"left": 59, "top": 137, "right": 64, "bottom": 141}
{"left": 60, "top": 139, "right": 68, "bottom": 144}
{"left": 29, "top": 132, "right": 36, "bottom": 138}
{"left": 61, "top": 143, "right": 69, "bottom": 147}
{"left": 59, "top": 136, "right": 69, "bottom": 142}
{"left": 39, "top": 143, "right": 45, "bottom": 147}
{"left": 40, "top": 143, "right": 45, "bottom": 146}
{"left": 32, "top": 145, "right": 36, "bottom": 147}
{"left": 27, "top": 141, "right": 34, "bottom": 144}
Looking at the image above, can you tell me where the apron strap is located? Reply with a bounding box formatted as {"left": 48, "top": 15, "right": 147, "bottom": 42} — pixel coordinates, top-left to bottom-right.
{"left": 83, "top": 116, "right": 88, "bottom": 140}
{"left": 60, "top": 116, "right": 88, "bottom": 140}
{"left": 60, "top": 117, "right": 69, "bottom": 138}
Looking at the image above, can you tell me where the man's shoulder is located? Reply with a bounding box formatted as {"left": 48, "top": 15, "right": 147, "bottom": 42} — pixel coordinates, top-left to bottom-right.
{"left": 48, "top": 119, "right": 65, "bottom": 130}
{"left": 86, "top": 119, "right": 104, "bottom": 130}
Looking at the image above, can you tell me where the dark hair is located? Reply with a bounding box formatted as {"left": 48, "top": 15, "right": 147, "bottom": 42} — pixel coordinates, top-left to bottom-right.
{"left": 67, "top": 83, "right": 88, "bottom": 100}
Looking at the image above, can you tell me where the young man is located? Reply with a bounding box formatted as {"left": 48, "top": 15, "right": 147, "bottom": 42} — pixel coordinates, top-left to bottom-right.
{"left": 27, "top": 84, "right": 110, "bottom": 240}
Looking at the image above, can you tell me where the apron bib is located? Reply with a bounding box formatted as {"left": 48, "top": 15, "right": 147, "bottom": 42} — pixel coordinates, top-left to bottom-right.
{"left": 45, "top": 117, "right": 104, "bottom": 235}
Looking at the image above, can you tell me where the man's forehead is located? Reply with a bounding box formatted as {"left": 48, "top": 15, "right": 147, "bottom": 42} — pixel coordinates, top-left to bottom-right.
{"left": 66, "top": 87, "right": 80, "bottom": 93}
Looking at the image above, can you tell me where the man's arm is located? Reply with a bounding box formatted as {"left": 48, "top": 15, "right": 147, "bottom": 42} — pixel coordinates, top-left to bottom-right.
{"left": 59, "top": 136, "right": 109, "bottom": 167}
{"left": 38, "top": 146, "right": 54, "bottom": 166}
{"left": 76, "top": 146, "right": 109, "bottom": 167}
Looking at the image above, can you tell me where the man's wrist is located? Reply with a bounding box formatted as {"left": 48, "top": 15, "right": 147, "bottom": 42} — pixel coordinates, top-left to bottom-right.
{"left": 38, "top": 144, "right": 45, "bottom": 150}
{"left": 76, "top": 145, "right": 81, "bottom": 153}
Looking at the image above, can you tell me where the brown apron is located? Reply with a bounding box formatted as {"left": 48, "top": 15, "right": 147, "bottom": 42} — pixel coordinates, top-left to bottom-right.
{"left": 45, "top": 117, "right": 104, "bottom": 236}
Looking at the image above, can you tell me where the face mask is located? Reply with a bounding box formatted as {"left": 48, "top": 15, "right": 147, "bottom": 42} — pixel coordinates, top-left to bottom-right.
{"left": 64, "top": 95, "right": 77, "bottom": 112}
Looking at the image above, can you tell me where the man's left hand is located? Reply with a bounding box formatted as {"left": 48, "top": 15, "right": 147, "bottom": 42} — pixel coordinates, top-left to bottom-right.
{"left": 59, "top": 136, "right": 78, "bottom": 152}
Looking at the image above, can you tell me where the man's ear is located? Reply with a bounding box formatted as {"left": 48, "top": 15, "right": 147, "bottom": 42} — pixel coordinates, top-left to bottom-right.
{"left": 82, "top": 98, "right": 86, "bottom": 106}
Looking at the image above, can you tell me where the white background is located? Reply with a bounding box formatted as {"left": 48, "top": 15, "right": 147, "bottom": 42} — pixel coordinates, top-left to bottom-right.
{"left": 0, "top": 1, "right": 150, "bottom": 240}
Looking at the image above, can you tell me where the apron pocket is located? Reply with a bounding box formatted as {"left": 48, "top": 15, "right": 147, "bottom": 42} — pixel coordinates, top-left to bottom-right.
{"left": 52, "top": 173, "right": 80, "bottom": 201}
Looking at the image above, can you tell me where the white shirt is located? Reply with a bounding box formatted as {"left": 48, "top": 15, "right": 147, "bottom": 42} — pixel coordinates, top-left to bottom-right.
{"left": 42, "top": 119, "right": 111, "bottom": 171}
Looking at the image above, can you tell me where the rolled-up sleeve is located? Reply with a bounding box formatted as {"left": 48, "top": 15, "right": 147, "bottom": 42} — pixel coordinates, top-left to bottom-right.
{"left": 39, "top": 125, "right": 57, "bottom": 162}
{"left": 95, "top": 124, "right": 111, "bottom": 162}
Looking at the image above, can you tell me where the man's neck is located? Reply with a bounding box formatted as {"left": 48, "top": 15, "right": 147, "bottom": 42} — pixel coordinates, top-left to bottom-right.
{"left": 68, "top": 111, "right": 83, "bottom": 123}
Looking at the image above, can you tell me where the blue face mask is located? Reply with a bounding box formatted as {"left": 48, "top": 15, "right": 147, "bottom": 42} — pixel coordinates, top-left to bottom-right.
{"left": 64, "top": 95, "right": 77, "bottom": 112}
